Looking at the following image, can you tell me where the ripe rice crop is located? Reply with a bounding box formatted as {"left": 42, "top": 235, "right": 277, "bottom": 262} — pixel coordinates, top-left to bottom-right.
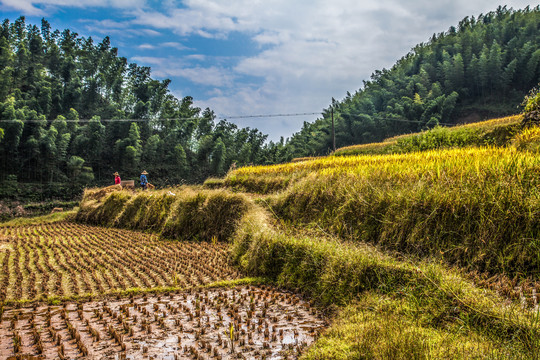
{"left": 226, "top": 146, "right": 540, "bottom": 191}
{"left": 222, "top": 147, "right": 540, "bottom": 279}
{"left": 0, "top": 286, "right": 325, "bottom": 359}
{"left": 76, "top": 188, "right": 250, "bottom": 242}
{"left": 0, "top": 222, "right": 242, "bottom": 303}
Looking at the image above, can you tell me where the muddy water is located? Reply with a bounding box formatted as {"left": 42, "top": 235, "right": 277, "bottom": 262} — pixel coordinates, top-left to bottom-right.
{"left": 0, "top": 285, "right": 327, "bottom": 359}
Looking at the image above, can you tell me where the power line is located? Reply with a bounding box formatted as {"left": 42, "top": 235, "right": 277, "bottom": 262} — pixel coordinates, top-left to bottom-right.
{"left": 337, "top": 113, "right": 456, "bottom": 127}
{"left": 0, "top": 112, "right": 322, "bottom": 123}
{"left": 0, "top": 118, "right": 199, "bottom": 122}
{"left": 0, "top": 111, "right": 456, "bottom": 127}
{"left": 225, "top": 112, "right": 321, "bottom": 119}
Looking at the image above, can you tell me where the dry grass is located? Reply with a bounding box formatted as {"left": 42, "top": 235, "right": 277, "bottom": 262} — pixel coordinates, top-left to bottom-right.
{"left": 218, "top": 146, "right": 540, "bottom": 279}
{"left": 512, "top": 125, "right": 540, "bottom": 152}
{"left": 76, "top": 188, "right": 251, "bottom": 242}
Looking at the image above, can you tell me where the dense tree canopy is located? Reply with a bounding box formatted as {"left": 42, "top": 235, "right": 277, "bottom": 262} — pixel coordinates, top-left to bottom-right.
{"left": 286, "top": 6, "right": 540, "bottom": 157}
{"left": 2, "top": 6, "right": 539, "bottom": 196}
{"left": 0, "top": 17, "right": 287, "bottom": 192}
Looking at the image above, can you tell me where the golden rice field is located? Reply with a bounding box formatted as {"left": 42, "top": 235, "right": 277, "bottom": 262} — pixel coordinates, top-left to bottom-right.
{"left": 0, "top": 222, "right": 242, "bottom": 303}
{"left": 329, "top": 140, "right": 394, "bottom": 155}
{"left": 229, "top": 146, "right": 540, "bottom": 183}
{"left": 218, "top": 141, "right": 540, "bottom": 281}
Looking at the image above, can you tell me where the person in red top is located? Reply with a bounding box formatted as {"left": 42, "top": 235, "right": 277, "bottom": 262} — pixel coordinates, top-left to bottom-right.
{"left": 114, "top": 172, "right": 121, "bottom": 185}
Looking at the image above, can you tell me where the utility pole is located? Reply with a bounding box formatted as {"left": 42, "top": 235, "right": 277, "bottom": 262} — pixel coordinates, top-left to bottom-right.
{"left": 331, "top": 107, "right": 336, "bottom": 152}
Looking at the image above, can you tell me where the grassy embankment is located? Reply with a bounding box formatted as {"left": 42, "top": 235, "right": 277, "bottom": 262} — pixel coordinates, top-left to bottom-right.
{"left": 222, "top": 147, "right": 540, "bottom": 358}
{"left": 76, "top": 121, "right": 540, "bottom": 357}
{"left": 0, "top": 210, "right": 76, "bottom": 227}
{"left": 332, "top": 114, "right": 523, "bottom": 156}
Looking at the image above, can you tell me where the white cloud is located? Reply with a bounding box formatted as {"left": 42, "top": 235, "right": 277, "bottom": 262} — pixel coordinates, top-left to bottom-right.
{"left": 144, "top": 0, "right": 534, "bottom": 140}
{"left": 1, "top": 0, "right": 44, "bottom": 15}
{"left": 0, "top": 0, "right": 146, "bottom": 15}
{"left": 139, "top": 60, "right": 234, "bottom": 87}
{"left": 161, "top": 42, "right": 189, "bottom": 50}
{"left": 80, "top": 19, "right": 161, "bottom": 38}
{"left": 3, "top": 0, "right": 535, "bottom": 140}
{"left": 185, "top": 54, "right": 206, "bottom": 61}
{"left": 138, "top": 43, "right": 156, "bottom": 49}
{"left": 131, "top": 56, "right": 166, "bottom": 66}
{"left": 135, "top": 42, "right": 188, "bottom": 50}
{"left": 178, "top": 66, "right": 234, "bottom": 87}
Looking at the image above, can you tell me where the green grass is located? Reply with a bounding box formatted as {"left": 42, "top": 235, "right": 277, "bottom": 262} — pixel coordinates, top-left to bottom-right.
{"left": 230, "top": 209, "right": 540, "bottom": 359}
{"left": 332, "top": 115, "right": 522, "bottom": 156}
{"left": 303, "top": 295, "right": 528, "bottom": 360}
{"left": 0, "top": 210, "right": 76, "bottom": 227}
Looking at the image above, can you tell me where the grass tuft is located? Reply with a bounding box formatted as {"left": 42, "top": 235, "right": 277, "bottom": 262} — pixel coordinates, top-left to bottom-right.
{"left": 0, "top": 210, "right": 76, "bottom": 227}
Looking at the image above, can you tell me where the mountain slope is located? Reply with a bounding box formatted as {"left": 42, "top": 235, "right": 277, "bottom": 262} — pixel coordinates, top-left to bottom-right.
{"left": 286, "top": 6, "right": 540, "bottom": 157}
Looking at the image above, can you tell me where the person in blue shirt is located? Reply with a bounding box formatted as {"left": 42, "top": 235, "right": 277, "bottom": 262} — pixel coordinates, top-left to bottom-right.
{"left": 140, "top": 170, "right": 148, "bottom": 190}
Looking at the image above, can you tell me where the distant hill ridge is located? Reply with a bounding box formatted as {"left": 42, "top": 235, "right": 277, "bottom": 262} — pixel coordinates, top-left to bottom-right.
{"left": 286, "top": 6, "right": 540, "bottom": 158}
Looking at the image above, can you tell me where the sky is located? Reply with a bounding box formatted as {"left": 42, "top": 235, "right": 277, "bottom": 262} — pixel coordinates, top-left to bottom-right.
{"left": 0, "top": 0, "right": 536, "bottom": 141}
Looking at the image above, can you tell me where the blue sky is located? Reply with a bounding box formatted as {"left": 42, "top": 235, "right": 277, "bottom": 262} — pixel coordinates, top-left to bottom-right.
{"left": 0, "top": 0, "right": 535, "bottom": 141}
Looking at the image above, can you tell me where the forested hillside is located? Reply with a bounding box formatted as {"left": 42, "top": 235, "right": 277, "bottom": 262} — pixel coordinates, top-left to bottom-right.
{"left": 0, "top": 17, "right": 286, "bottom": 198}
{"left": 287, "top": 6, "right": 540, "bottom": 157}
{"left": 1, "top": 6, "right": 539, "bottom": 199}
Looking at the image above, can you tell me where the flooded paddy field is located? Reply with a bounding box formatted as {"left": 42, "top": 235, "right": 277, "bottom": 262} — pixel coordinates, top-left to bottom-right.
{"left": 0, "top": 285, "right": 327, "bottom": 359}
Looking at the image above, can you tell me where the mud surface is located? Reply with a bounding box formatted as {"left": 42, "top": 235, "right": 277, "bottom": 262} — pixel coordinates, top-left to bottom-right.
{"left": 0, "top": 285, "right": 327, "bottom": 359}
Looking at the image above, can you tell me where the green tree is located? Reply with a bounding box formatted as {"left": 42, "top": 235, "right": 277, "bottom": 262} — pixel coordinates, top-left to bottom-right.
{"left": 211, "top": 138, "right": 227, "bottom": 175}
{"left": 67, "top": 155, "right": 94, "bottom": 187}
{"left": 173, "top": 144, "right": 187, "bottom": 174}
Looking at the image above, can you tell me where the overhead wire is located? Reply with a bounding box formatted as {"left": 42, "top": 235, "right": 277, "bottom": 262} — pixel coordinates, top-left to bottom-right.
{"left": 0, "top": 111, "right": 456, "bottom": 127}
{"left": 0, "top": 113, "right": 321, "bottom": 123}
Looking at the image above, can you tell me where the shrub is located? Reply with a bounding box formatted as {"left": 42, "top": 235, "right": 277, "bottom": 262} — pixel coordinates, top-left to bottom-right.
{"left": 522, "top": 84, "right": 540, "bottom": 127}
{"left": 512, "top": 126, "right": 540, "bottom": 152}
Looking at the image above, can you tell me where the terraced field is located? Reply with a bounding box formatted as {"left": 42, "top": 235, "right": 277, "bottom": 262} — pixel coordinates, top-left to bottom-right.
{"left": 0, "top": 221, "right": 328, "bottom": 359}
{"left": 0, "top": 222, "right": 241, "bottom": 303}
